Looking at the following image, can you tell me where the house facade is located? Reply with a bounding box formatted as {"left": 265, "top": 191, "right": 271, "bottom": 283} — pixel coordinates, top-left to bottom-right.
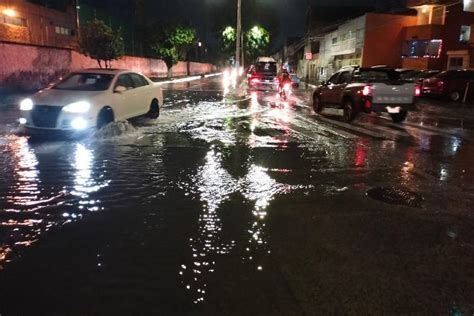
{"left": 0, "top": 0, "right": 78, "bottom": 49}
{"left": 302, "top": 12, "right": 417, "bottom": 81}
{"left": 302, "top": 0, "right": 474, "bottom": 82}
{"left": 403, "top": 0, "right": 474, "bottom": 70}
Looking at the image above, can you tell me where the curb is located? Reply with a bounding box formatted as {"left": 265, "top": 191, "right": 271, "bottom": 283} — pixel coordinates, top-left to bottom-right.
{"left": 154, "top": 73, "right": 222, "bottom": 85}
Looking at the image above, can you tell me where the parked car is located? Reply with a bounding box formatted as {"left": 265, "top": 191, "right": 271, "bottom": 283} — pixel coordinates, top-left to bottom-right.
{"left": 248, "top": 57, "right": 279, "bottom": 90}
{"left": 422, "top": 70, "right": 474, "bottom": 102}
{"left": 410, "top": 70, "right": 441, "bottom": 84}
{"left": 290, "top": 74, "right": 301, "bottom": 89}
{"left": 313, "top": 66, "right": 420, "bottom": 123}
{"left": 396, "top": 68, "right": 422, "bottom": 80}
{"left": 19, "top": 69, "right": 164, "bottom": 133}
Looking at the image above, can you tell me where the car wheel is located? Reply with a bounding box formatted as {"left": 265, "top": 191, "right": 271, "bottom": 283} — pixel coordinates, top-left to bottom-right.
{"left": 342, "top": 98, "right": 356, "bottom": 122}
{"left": 390, "top": 110, "right": 408, "bottom": 123}
{"left": 147, "top": 99, "right": 160, "bottom": 119}
{"left": 449, "top": 90, "right": 461, "bottom": 102}
{"left": 313, "top": 95, "right": 323, "bottom": 113}
{"left": 97, "top": 107, "right": 114, "bottom": 129}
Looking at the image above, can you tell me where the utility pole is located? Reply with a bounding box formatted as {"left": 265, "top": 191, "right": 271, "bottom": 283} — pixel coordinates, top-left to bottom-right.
{"left": 75, "top": 0, "right": 80, "bottom": 38}
{"left": 241, "top": 33, "right": 244, "bottom": 67}
{"left": 235, "top": 0, "right": 241, "bottom": 68}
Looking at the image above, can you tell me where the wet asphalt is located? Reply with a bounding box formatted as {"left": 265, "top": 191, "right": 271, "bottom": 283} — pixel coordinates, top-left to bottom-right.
{"left": 1, "top": 77, "right": 474, "bottom": 315}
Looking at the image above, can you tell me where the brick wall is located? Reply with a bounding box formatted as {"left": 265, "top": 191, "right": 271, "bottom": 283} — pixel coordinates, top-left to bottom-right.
{"left": 0, "top": 42, "right": 216, "bottom": 90}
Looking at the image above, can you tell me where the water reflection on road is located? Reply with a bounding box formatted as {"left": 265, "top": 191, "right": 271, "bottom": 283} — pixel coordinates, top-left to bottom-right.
{"left": 1, "top": 77, "right": 474, "bottom": 313}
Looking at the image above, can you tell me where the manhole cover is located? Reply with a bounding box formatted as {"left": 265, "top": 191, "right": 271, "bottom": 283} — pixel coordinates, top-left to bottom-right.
{"left": 366, "top": 187, "right": 423, "bottom": 208}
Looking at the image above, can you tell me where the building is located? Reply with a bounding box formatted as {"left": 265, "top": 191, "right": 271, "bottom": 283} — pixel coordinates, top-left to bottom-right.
{"left": 302, "top": 11, "right": 418, "bottom": 81}
{"left": 403, "top": 0, "right": 474, "bottom": 70}
{"left": 302, "top": 1, "right": 474, "bottom": 82}
{"left": 0, "top": 0, "right": 78, "bottom": 49}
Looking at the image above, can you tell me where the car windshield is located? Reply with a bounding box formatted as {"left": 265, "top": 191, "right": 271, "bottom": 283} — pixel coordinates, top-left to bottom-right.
{"left": 254, "top": 62, "right": 277, "bottom": 74}
{"left": 354, "top": 69, "right": 401, "bottom": 82}
{"left": 53, "top": 73, "right": 114, "bottom": 91}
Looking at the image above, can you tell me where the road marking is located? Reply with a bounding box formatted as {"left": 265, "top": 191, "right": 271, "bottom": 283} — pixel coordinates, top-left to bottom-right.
{"left": 295, "top": 115, "right": 359, "bottom": 139}
{"left": 354, "top": 121, "right": 411, "bottom": 138}
{"left": 372, "top": 114, "right": 464, "bottom": 138}
{"left": 315, "top": 115, "right": 388, "bottom": 139}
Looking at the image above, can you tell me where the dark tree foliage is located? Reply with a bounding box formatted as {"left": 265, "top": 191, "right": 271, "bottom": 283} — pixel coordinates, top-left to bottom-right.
{"left": 146, "top": 24, "right": 196, "bottom": 77}
{"left": 79, "top": 18, "right": 124, "bottom": 68}
{"left": 209, "top": 0, "right": 278, "bottom": 55}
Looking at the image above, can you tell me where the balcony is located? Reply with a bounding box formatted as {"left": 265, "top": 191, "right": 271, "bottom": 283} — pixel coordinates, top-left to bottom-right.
{"left": 330, "top": 38, "right": 357, "bottom": 56}
{"left": 404, "top": 24, "right": 444, "bottom": 40}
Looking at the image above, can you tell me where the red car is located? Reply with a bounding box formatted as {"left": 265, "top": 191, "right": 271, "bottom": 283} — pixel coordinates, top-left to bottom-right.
{"left": 422, "top": 70, "right": 474, "bottom": 102}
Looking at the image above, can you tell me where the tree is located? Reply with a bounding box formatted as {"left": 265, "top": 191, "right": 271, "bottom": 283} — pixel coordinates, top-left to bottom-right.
{"left": 220, "top": 25, "right": 270, "bottom": 65}
{"left": 79, "top": 18, "right": 124, "bottom": 69}
{"left": 149, "top": 25, "right": 196, "bottom": 78}
{"left": 245, "top": 25, "right": 270, "bottom": 62}
{"left": 209, "top": 0, "right": 279, "bottom": 65}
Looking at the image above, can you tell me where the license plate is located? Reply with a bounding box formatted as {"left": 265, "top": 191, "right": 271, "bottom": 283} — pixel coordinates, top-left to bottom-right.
{"left": 386, "top": 106, "right": 401, "bottom": 114}
{"left": 265, "top": 80, "right": 270, "bottom": 83}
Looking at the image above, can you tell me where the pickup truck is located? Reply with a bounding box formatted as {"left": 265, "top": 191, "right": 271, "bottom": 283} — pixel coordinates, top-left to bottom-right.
{"left": 312, "top": 66, "right": 420, "bottom": 123}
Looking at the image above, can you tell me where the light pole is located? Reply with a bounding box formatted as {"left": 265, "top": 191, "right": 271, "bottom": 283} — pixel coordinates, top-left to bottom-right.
{"left": 75, "top": 0, "right": 81, "bottom": 38}
{"left": 235, "top": 0, "right": 241, "bottom": 68}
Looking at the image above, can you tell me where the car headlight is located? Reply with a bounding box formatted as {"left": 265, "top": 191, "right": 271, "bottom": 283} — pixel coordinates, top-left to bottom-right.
{"left": 20, "top": 98, "right": 34, "bottom": 111}
{"left": 63, "top": 101, "right": 90, "bottom": 113}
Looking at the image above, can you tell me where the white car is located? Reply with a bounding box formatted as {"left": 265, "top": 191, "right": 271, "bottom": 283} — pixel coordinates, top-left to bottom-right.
{"left": 19, "top": 69, "right": 164, "bottom": 133}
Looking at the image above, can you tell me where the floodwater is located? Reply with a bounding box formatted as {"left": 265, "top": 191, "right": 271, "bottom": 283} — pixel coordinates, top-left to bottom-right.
{"left": 1, "top": 77, "right": 474, "bottom": 314}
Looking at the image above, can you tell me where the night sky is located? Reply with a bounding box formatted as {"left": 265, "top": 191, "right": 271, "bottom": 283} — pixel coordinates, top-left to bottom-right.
{"left": 146, "top": 0, "right": 402, "bottom": 47}
{"left": 83, "top": 0, "right": 405, "bottom": 48}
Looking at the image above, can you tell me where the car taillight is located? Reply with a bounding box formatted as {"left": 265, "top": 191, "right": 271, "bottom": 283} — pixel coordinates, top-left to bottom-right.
{"left": 415, "top": 85, "right": 421, "bottom": 97}
{"left": 362, "top": 85, "right": 373, "bottom": 96}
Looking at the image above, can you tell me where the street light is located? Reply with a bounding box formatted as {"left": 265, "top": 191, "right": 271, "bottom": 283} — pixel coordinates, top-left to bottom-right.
{"left": 2, "top": 8, "right": 16, "bottom": 17}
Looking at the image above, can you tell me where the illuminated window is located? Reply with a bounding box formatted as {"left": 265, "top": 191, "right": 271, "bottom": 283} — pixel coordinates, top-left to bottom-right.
{"left": 402, "top": 39, "right": 442, "bottom": 58}
{"left": 55, "top": 26, "right": 74, "bottom": 36}
{"left": 460, "top": 25, "right": 471, "bottom": 43}
{"left": 0, "top": 13, "right": 27, "bottom": 27}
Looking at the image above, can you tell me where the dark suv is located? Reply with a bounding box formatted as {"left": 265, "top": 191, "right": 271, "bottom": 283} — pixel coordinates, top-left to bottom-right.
{"left": 247, "top": 60, "right": 278, "bottom": 90}
{"left": 422, "top": 70, "right": 474, "bottom": 102}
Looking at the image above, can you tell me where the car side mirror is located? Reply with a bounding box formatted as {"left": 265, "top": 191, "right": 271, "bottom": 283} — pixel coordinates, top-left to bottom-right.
{"left": 114, "top": 85, "right": 127, "bottom": 93}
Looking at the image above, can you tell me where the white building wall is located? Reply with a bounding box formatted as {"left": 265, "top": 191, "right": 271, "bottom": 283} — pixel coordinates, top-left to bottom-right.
{"left": 317, "top": 15, "right": 367, "bottom": 81}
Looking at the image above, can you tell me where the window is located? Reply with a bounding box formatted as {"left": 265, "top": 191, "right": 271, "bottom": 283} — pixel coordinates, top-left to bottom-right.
{"left": 327, "top": 73, "right": 339, "bottom": 85}
{"left": 129, "top": 73, "right": 149, "bottom": 88}
{"left": 460, "top": 26, "right": 471, "bottom": 43}
{"left": 55, "top": 26, "right": 74, "bottom": 36}
{"left": 115, "top": 74, "right": 135, "bottom": 90}
{"left": 1, "top": 14, "right": 27, "bottom": 27}
{"left": 337, "top": 71, "right": 352, "bottom": 84}
{"left": 402, "top": 39, "right": 442, "bottom": 58}
{"left": 332, "top": 37, "right": 338, "bottom": 45}
{"left": 53, "top": 73, "right": 114, "bottom": 91}
{"left": 449, "top": 57, "right": 464, "bottom": 69}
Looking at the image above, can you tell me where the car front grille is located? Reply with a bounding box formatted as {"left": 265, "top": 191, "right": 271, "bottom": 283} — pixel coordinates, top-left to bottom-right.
{"left": 31, "top": 105, "right": 63, "bottom": 128}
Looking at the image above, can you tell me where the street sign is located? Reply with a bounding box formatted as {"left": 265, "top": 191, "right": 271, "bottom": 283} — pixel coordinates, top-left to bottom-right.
{"left": 305, "top": 52, "right": 313, "bottom": 60}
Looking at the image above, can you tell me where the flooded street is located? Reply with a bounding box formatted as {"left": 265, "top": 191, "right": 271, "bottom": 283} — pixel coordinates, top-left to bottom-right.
{"left": 1, "top": 76, "right": 474, "bottom": 314}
